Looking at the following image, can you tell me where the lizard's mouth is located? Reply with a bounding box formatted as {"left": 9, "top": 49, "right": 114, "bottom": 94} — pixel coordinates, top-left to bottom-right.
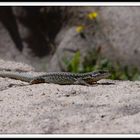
{"left": 98, "top": 72, "right": 111, "bottom": 79}
{"left": 101, "top": 72, "right": 111, "bottom": 77}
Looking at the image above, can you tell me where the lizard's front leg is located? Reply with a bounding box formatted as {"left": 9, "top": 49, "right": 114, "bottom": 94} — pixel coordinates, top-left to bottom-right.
{"left": 74, "top": 78, "right": 90, "bottom": 86}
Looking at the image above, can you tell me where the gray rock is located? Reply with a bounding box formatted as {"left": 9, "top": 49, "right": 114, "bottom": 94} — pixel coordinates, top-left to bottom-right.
{"left": 99, "top": 7, "right": 140, "bottom": 68}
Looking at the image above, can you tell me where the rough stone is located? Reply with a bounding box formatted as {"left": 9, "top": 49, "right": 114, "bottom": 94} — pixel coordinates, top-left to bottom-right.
{"left": 0, "top": 60, "right": 140, "bottom": 134}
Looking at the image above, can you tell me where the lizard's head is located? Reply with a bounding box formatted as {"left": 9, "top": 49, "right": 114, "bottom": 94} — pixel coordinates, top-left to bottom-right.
{"left": 92, "top": 70, "right": 110, "bottom": 78}
{"left": 86, "top": 70, "right": 110, "bottom": 84}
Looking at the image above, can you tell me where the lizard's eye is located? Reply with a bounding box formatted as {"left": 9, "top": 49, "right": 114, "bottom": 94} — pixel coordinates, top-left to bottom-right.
{"left": 92, "top": 72, "right": 98, "bottom": 77}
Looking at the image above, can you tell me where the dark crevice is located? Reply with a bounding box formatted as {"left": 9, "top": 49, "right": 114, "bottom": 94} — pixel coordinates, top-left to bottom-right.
{"left": 0, "top": 7, "right": 70, "bottom": 57}
{"left": 16, "top": 7, "right": 68, "bottom": 57}
{"left": 0, "top": 7, "right": 23, "bottom": 51}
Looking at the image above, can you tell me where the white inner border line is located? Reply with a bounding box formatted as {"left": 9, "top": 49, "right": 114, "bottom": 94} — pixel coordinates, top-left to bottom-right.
{"left": 0, "top": 2, "right": 140, "bottom": 6}
{"left": 1, "top": 134, "right": 140, "bottom": 138}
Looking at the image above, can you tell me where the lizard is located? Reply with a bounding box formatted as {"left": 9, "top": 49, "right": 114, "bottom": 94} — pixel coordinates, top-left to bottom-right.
{"left": 0, "top": 70, "right": 110, "bottom": 86}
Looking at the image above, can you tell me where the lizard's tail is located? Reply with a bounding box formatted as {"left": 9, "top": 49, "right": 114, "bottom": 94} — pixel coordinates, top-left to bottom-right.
{"left": 0, "top": 71, "right": 33, "bottom": 82}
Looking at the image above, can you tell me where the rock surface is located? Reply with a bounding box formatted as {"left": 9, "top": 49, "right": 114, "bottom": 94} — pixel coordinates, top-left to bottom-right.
{"left": 0, "top": 60, "right": 140, "bottom": 134}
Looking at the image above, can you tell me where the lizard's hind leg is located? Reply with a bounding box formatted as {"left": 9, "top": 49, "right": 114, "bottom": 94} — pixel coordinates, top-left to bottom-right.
{"left": 30, "top": 78, "right": 45, "bottom": 84}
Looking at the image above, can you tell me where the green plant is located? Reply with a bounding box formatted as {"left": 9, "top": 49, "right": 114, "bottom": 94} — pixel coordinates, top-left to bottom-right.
{"left": 63, "top": 51, "right": 81, "bottom": 73}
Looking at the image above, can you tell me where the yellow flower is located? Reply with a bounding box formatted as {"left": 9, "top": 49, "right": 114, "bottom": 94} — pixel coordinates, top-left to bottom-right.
{"left": 87, "top": 12, "right": 98, "bottom": 20}
{"left": 76, "top": 25, "right": 85, "bottom": 33}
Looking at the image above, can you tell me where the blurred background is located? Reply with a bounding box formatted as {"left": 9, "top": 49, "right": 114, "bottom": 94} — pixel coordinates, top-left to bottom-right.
{"left": 0, "top": 6, "right": 140, "bottom": 80}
